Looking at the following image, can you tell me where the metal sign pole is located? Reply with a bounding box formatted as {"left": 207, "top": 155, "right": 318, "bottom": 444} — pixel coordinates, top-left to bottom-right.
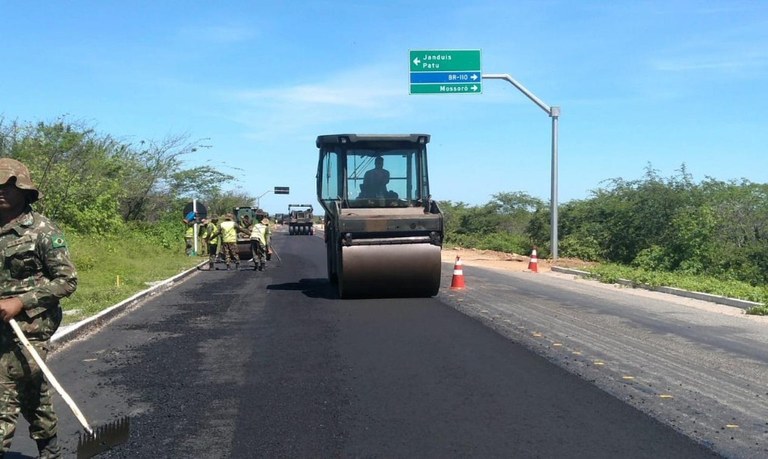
{"left": 482, "top": 73, "right": 560, "bottom": 259}
{"left": 550, "top": 107, "right": 560, "bottom": 260}
{"left": 193, "top": 198, "right": 199, "bottom": 256}
{"left": 256, "top": 189, "right": 274, "bottom": 210}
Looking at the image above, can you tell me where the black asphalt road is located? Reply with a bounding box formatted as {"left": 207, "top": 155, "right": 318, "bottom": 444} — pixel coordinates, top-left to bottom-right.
{"left": 8, "top": 230, "right": 718, "bottom": 458}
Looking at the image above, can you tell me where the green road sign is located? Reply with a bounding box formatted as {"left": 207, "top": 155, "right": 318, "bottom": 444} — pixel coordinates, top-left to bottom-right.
{"left": 409, "top": 49, "right": 482, "bottom": 94}
{"left": 410, "top": 83, "right": 481, "bottom": 94}
{"left": 409, "top": 49, "right": 481, "bottom": 72}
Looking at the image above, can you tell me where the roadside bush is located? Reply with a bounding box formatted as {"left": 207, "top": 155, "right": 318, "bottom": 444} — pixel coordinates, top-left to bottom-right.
{"left": 631, "top": 245, "right": 674, "bottom": 271}
{"left": 560, "top": 233, "right": 602, "bottom": 261}
{"left": 127, "top": 217, "right": 187, "bottom": 251}
{"left": 476, "top": 231, "right": 531, "bottom": 255}
{"left": 585, "top": 263, "right": 768, "bottom": 306}
{"left": 445, "top": 232, "right": 481, "bottom": 249}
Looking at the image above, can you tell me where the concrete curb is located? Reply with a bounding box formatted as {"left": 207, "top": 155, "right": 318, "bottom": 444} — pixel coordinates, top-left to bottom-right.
{"left": 551, "top": 266, "right": 763, "bottom": 311}
{"left": 50, "top": 260, "right": 206, "bottom": 349}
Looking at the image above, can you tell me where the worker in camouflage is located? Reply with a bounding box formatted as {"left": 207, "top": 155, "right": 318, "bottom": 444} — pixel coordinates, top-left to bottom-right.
{"left": 203, "top": 216, "right": 220, "bottom": 270}
{"left": 183, "top": 219, "right": 195, "bottom": 256}
{"left": 197, "top": 218, "right": 208, "bottom": 256}
{"left": 0, "top": 158, "right": 77, "bottom": 458}
{"left": 249, "top": 218, "right": 271, "bottom": 271}
{"left": 218, "top": 214, "right": 239, "bottom": 270}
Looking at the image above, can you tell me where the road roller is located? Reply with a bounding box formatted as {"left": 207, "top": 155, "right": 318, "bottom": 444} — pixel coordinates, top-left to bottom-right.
{"left": 233, "top": 206, "right": 267, "bottom": 260}
{"left": 316, "top": 134, "right": 444, "bottom": 298}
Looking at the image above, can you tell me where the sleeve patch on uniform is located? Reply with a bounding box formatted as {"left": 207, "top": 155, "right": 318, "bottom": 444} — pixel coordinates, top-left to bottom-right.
{"left": 51, "top": 234, "right": 68, "bottom": 249}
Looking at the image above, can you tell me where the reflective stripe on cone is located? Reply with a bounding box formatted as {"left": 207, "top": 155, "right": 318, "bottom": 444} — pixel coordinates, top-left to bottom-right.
{"left": 528, "top": 247, "right": 538, "bottom": 273}
{"left": 450, "top": 256, "right": 466, "bottom": 289}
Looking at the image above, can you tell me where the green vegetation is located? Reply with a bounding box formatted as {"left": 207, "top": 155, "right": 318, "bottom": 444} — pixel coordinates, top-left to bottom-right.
{"left": 2, "top": 117, "right": 766, "bottom": 319}
{"left": 581, "top": 264, "right": 768, "bottom": 314}
{"left": 440, "top": 191, "right": 544, "bottom": 255}
{"left": 61, "top": 231, "right": 203, "bottom": 324}
{"left": 0, "top": 117, "right": 256, "bottom": 324}
{"left": 439, "top": 165, "right": 768, "bottom": 315}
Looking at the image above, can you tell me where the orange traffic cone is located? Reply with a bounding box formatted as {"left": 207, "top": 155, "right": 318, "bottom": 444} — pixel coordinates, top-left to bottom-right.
{"left": 527, "top": 247, "right": 539, "bottom": 273}
{"left": 450, "top": 256, "right": 466, "bottom": 289}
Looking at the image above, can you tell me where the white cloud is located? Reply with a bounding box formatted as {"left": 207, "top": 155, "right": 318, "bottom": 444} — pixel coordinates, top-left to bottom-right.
{"left": 217, "top": 65, "right": 415, "bottom": 139}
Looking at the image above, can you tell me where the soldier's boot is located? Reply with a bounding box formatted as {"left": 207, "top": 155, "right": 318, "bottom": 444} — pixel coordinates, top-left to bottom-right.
{"left": 259, "top": 261, "right": 265, "bottom": 271}
{"left": 235, "top": 262, "right": 240, "bottom": 271}
{"left": 208, "top": 261, "right": 214, "bottom": 270}
{"left": 226, "top": 264, "right": 231, "bottom": 270}
{"left": 36, "top": 435, "right": 61, "bottom": 459}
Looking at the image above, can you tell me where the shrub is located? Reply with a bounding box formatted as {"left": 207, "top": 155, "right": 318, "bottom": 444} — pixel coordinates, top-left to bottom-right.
{"left": 476, "top": 232, "right": 530, "bottom": 255}
{"left": 632, "top": 245, "right": 673, "bottom": 271}
{"left": 560, "top": 234, "right": 602, "bottom": 261}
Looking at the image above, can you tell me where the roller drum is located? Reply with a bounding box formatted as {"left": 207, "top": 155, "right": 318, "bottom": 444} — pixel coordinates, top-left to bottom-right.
{"left": 237, "top": 241, "right": 252, "bottom": 260}
{"left": 338, "top": 243, "right": 441, "bottom": 298}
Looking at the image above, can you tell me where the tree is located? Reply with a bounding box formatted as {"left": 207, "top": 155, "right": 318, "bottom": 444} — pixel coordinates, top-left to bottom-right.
{"left": 489, "top": 191, "right": 545, "bottom": 235}
{"left": 0, "top": 117, "right": 244, "bottom": 232}
{"left": 2, "top": 118, "right": 126, "bottom": 232}
{"left": 167, "top": 166, "right": 235, "bottom": 199}
{"left": 200, "top": 189, "right": 256, "bottom": 219}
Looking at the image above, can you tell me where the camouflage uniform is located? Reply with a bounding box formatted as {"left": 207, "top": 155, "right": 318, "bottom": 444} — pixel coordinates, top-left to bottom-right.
{"left": 0, "top": 159, "right": 77, "bottom": 458}
{"left": 197, "top": 219, "right": 207, "bottom": 256}
{"left": 205, "top": 218, "right": 219, "bottom": 270}
{"left": 218, "top": 214, "right": 239, "bottom": 270}
{"left": 184, "top": 221, "right": 195, "bottom": 256}
{"left": 249, "top": 218, "right": 271, "bottom": 271}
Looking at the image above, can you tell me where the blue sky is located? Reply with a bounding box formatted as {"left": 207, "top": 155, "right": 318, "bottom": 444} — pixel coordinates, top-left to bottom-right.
{"left": 2, "top": 1, "right": 767, "bottom": 215}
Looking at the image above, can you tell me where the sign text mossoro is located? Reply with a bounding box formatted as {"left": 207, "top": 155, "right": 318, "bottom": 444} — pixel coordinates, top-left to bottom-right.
{"left": 409, "top": 49, "right": 482, "bottom": 95}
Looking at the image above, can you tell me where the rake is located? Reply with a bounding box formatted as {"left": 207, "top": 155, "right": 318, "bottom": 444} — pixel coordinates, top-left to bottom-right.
{"left": 9, "top": 318, "right": 130, "bottom": 458}
{"left": 269, "top": 244, "right": 282, "bottom": 264}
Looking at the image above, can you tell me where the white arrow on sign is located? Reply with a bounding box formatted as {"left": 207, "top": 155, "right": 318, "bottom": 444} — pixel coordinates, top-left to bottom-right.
{"left": 471, "top": 74, "right": 478, "bottom": 81}
{"left": 472, "top": 85, "right": 479, "bottom": 91}
{"left": 413, "top": 57, "right": 421, "bottom": 66}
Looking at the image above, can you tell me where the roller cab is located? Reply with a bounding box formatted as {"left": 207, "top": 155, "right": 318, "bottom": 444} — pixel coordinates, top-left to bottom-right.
{"left": 316, "top": 134, "right": 443, "bottom": 298}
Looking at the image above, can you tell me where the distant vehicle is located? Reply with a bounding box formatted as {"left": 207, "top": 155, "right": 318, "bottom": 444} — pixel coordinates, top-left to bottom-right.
{"left": 233, "top": 206, "right": 268, "bottom": 259}
{"left": 316, "top": 134, "right": 443, "bottom": 298}
{"left": 288, "top": 204, "right": 314, "bottom": 235}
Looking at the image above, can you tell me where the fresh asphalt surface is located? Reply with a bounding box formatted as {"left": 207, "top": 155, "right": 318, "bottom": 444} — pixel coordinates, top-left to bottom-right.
{"left": 7, "top": 230, "right": 728, "bottom": 458}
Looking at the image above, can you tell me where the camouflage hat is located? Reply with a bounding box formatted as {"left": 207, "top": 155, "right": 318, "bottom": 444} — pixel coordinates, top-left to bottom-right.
{"left": 0, "top": 158, "right": 41, "bottom": 203}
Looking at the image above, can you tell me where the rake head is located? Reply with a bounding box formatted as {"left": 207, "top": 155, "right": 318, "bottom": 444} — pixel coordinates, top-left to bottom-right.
{"left": 77, "top": 416, "right": 130, "bottom": 459}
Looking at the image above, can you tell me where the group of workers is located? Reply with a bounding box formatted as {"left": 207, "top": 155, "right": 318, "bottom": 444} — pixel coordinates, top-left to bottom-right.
{"left": 185, "top": 213, "right": 272, "bottom": 272}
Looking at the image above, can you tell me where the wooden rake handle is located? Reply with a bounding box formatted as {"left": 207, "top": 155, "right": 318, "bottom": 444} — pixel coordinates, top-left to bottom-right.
{"left": 9, "top": 318, "right": 94, "bottom": 434}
